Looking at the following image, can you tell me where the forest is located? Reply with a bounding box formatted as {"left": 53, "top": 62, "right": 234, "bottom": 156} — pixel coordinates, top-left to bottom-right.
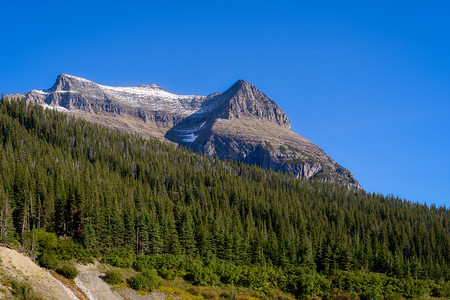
{"left": 0, "top": 97, "right": 448, "bottom": 299}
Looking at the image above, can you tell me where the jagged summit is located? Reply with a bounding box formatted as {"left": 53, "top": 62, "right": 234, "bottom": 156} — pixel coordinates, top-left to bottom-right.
{"left": 220, "top": 79, "right": 291, "bottom": 129}
{"left": 8, "top": 74, "right": 362, "bottom": 189}
{"left": 229, "top": 78, "right": 251, "bottom": 88}
{"left": 225, "top": 79, "right": 259, "bottom": 95}
{"left": 51, "top": 74, "right": 167, "bottom": 92}
{"left": 57, "top": 73, "right": 89, "bottom": 82}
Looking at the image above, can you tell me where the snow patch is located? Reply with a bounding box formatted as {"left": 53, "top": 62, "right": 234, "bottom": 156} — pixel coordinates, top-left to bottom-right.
{"left": 97, "top": 84, "right": 206, "bottom": 114}
{"left": 31, "top": 89, "right": 49, "bottom": 94}
{"left": 40, "top": 103, "right": 68, "bottom": 112}
{"left": 60, "top": 74, "right": 92, "bottom": 83}
{"left": 182, "top": 133, "right": 198, "bottom": 142}
{"left": 175, "top": 120, "right": 207, "bottom": 143}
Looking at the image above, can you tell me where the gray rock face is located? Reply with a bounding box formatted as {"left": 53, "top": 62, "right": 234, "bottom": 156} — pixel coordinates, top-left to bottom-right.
{"left": 216, "top": 79, "right": 291, "bottom": 128}
{"left": 8, "top": 74, "right": 362, "bottom": 189}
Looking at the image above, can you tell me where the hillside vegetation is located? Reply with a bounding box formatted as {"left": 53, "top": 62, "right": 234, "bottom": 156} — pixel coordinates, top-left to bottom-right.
{"left": 0, "top": 97, "right": 448, "bottom": 299}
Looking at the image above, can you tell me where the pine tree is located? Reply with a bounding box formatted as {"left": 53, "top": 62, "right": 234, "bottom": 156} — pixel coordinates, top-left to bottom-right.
{"left": 0, "top": 185, "right": 14, "bottom": 241}
{"left": 179, "top": 211, "right": 196, "bottom": 256}
{"left": 148, "top": 215, "right": 162, "bottom": 255}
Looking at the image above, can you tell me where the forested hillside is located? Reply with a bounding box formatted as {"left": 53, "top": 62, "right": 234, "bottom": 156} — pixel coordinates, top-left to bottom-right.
{"left": 0, "top": 97, "right": 448, "bottom": 299}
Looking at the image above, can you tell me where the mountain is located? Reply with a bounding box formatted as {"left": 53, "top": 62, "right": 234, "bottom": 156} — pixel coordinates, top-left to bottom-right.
{"left": 8, "top": 74, "right": 361, "bottom": 189}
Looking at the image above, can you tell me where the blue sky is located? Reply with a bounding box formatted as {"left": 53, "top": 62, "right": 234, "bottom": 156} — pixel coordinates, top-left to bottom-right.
{"left": 1, "top": 1, "right": 449, "bottom": 207}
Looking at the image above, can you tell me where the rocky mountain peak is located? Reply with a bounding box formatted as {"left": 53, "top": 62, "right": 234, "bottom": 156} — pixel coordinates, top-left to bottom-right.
{"left": 229, "top": 79, "right": 252, "bottom": 90}
{"left": 219, "top": 79, "right": 291, "bottom": 129}
{"left": 48, "top": 73, "right": 97, "bottom": 92}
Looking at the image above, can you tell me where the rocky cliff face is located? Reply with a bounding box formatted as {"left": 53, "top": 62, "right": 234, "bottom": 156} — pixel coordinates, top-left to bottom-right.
{"left": 217, "top": 79, "right": 291, "bottom": 128}
{"left": 8, "top": 74, "right": 362, "bottom": 189}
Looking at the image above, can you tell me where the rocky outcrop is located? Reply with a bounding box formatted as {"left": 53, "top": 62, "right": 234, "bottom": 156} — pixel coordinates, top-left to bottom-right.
{"left": 215, "top": 79, "right": 291, "bottom": 128}
{"left": 7, "top": 74, "right": 362, "bottom": 189}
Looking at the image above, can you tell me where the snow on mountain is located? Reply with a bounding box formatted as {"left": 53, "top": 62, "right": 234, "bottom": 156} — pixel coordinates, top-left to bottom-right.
{"left": 97, "top": 83, "right": 207, "bottom": 114}
{"left": 47, "top": 74, "right": 209, "bottom": 115}
{"left": 8, "top": 74, "right": 362, "bottom": 189}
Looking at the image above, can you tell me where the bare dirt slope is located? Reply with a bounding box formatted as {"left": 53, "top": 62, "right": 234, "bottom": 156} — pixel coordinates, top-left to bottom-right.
{"left": 75, "top": 263, "right": 122, "bottom": 300}
{"left": 0, "top": 246, "right": 175, "bottom": 300}
{"left": 75, "top": 263, "right": 180, "bottom": 300}
{"left": 0, "top": 246, "right": 77, "bottom": 299}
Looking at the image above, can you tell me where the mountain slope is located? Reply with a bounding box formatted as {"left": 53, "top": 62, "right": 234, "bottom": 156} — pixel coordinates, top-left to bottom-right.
{"left": 8, "top": 74, "right": 361, "bottom": 189}
{"left": 0, "top": 98, "right": 448, "bottom": 299}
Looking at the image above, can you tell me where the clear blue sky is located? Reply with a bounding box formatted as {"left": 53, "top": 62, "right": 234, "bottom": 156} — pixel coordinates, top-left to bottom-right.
{"left": 1, "top": 1, "right": 449, "bottom": 207}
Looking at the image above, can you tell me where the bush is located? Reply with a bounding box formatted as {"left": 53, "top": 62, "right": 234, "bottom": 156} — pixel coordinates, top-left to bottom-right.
{"left": 211, "top": 261, "right": 242, "bottom": 285}
{"left": 285, "top": 267, "right": 330, "bottom": 297}
{"left": 22, "top": 229, "right": 58, "bottom": 258}
{"left": 133, "top": 255, "right": 158, "bottom": 271}
{"left": 56, "top": 238, "right": 93, "bottom": 263}
{"left": 142, "top": 269, "right": 162, "bottom": 288}
{"left": 128, "top": 273, "right": 160, "bottom": 292}
{"left": 103, "top": 250, "right": 135, "bottom": 268}
{"left": 34, "top": 230, "right": 58, "bottom": 251}
{"left": 10, "top": 280, "right": 42, "bottom": 300}
{"left": 57, "top": 264, "right": 79, "bottom": 279}
{"left": 38, "top": 252, "right": 60, "bottom": 270}
{"left": 184, "top": 261, "right": 219, "bottom": 286}
{"left": 265, "top": 141, "right": 274, "bottom": 151}
{"left": 105, "top": 270, "right": 124, "bottom": 285}
{"left": 158, "top": 267, "right": 176, "bottom": 280}
{"left": 239, "top": 265, "right": 270, "bottom": 291}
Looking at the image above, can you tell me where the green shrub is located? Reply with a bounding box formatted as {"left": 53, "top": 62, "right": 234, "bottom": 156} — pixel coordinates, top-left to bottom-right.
{"left": 103, "top": 250, "right": 135, "bottom": 268}
{"left": 128, "top": 273, "right": 160, "bottom": 292}
{"left": 133, "top": 254, "right": 187, "bottom": 276}
{"left": 239, "top": 265, "right": 270, "bottom": 291}
{"left": 360, "top": 290, "right": 383, "bottom": 300}
{"left": 285, "top": 267, "right": 330, "bottom": 297}
{"left": 57, "top": 264, "right": 79, "bottom": 279}
{"left": 133, "top": 255, "right": 158, "bottom": 271}
{"left": 287, "top": 158, "right": 304, "bottom": 165}
{"left": 431, "top": 278, "right": 450, "bottom": 298}
{"left": 34, "top": 230, "right": 58, "bottom": 251}
{"left": 158, "top": 267, "right": 176, "bottom": 280}
{"left": 279, "top": 145, "right": 287, "bottom": 154}
{"left": 38, "top": 252, "right": 60, "bottom": 270}
{"left": 56, "top": 238, "right": 93, "bottom": 263}
{"left": 22, "top": 229, "right": 58, "bottom": 258}
{"left": 142, "top": 269, "right": 162, "bottom": 288}
{"left": 264, "top": 141, "right": 274, "bottom": 151}
{"left": 211, "top": 261, "right": 242, "bottom": 285}
{"left": 287, "top": 145, "right": 299, "bottom": 153}
{"left": 10, "top": 280, "right": 42, "bottom": 300}
{"left": 105, "top": 270, "right": 124, "bottom": 285}
{"left": 184, "top": 261, "right": 219, "bottom": 286}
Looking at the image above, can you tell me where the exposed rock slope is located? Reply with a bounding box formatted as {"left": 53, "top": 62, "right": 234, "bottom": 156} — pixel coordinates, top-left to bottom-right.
{"left": 8, "top": 74, "right": 361, "bottom": 189}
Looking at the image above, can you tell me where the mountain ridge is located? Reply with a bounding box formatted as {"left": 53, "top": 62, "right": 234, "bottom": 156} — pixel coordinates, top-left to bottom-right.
{"left": 7, "top": 74, "right": 361, "bottom": 189}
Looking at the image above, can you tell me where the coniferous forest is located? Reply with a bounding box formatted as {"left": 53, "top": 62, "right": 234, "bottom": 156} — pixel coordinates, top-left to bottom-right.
{"left": 0, "top": 97, "right": 448, "bottom": 298}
